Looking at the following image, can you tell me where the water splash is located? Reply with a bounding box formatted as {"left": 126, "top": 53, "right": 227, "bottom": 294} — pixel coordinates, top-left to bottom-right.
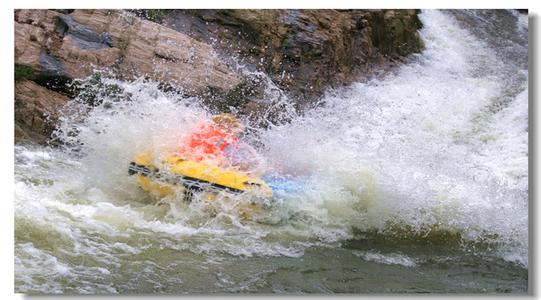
{"left": 258, "top": 9, "right": 528, "bottom": 265}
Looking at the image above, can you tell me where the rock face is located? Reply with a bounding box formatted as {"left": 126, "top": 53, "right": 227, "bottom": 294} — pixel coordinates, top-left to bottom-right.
{"left": 14, "top": 9, "right": 424, "bottom": 144}
{"left": 163, "top": 9, "right": 424, "bottom": 107}
{"left": 15, "top": 9, "right": 240, "bottom": 93}
{"left": 15, "top": 80, "right": 69, "bottom": 143}
{"left": 15, "top": 9, "right": 242, "bottom": 142}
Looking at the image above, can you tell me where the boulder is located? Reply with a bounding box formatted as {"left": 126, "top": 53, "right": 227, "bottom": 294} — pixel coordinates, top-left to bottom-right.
{"left": 162, "top": 9, "right": 424, "bottom": 107}
{"left": 14, "top": 9, "right": 241, "bottom": 95}
{"left": 68, "top": 10, "right": 241, "bottom": 92}
{"left": 14, "top": 9, "right": 425, "bottom": 144}
{"left": 15, "top": 80, "right": 70, "bottom": 143}
{"left": 14, "top": 9, "right": 243, "bottom": 143}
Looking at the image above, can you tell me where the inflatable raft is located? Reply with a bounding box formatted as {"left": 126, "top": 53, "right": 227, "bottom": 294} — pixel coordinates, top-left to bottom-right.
{"left": 128, "top": 153, "right": 272, "bottom": 205}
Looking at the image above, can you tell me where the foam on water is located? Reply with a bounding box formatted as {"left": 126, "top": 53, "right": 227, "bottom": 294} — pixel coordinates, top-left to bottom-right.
{"left": 353, "top": 251, "right": 417, "bottom": 267}
{"left": 258, "top": 9, "right": 528, "bottom": 265}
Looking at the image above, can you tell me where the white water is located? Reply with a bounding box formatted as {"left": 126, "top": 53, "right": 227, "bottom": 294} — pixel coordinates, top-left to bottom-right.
{"left": 353, "top": 251, "right": 417, "bottom": 267}
{"left": 15, "top": 10, "right": 529, "bottom": 293}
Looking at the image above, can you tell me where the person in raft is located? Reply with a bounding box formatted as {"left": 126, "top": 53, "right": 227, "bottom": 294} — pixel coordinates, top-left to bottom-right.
{"left": 177, "top": 113, "right": 265, "bottom": 174}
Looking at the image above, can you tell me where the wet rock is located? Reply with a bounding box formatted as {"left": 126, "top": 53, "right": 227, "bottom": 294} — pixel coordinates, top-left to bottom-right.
{"left": 67, "top": 10, "right": 241, "bottom": 92}
{"left": 162, "top": 9, "right": 424, "bottom": 107}
{"left": 370, "top": 9, "right": 424, "bottom": 57}
{"left": 51, "top": 9, "right": 75, "bottom": 14}
{"left": 14, "top": 9, "right": 240, "bottom": 94}
{"left": 39, "top": 50, "right": 66, "bottom": 77}
{"left": 201, "top": 78, "right": 263, "bottom": 114}
{"left": 14, "top": 9, "right": 121, "bottom": 93}
{"left": 129, "top": 9, "right": 171, "bottom": 24}
{"left": 35, "top": 50, "right": 73, "bottom": 93}
{"left": 57, "top": 14, "right": 114, "bottom": 50}
{"left": 15, "top": 80, "right": 70, "bottom": 143}
{"left": 14, "top": 9, "right": 243, "bottom": 143}
{"left": 14, "top": 10, "right": 57, "bottom": 71}
{"left": 14, "top": 9, "right": 424, "bottom": 144}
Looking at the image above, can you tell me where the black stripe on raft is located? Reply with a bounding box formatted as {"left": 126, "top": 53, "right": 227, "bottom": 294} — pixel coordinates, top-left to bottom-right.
{"left": 128, "top": 162, "right": 244, "bottom": 194}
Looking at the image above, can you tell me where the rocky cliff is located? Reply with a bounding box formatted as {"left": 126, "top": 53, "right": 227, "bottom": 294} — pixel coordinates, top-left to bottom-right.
{"left": 162, "top": 9, "right": 423, "bottom": 108}
{"left": 14, "top": 9, "right": 424, "bottom": 144}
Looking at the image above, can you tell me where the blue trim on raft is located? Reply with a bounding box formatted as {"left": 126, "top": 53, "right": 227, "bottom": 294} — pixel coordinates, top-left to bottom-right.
{"left": 263, "top": 174, "right": 304, "bottom": 193}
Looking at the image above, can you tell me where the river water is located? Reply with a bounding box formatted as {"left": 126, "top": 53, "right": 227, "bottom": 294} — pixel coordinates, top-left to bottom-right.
{"left": 14, "top": 10, "right": 528, "bottom": 294}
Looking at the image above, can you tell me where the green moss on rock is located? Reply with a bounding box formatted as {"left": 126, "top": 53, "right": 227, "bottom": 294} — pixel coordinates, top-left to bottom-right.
{"left": 15, "top": 64, "right": 36, "bottom": 81}
{"left": 131, "top": 9, "right": 170, "bottom": 24}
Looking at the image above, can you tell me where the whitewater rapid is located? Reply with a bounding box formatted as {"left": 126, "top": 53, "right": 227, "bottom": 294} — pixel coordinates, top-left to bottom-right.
{"left": 15, "top": 10, "right": 528, "bottom": 293}
{"left": 258, "top": 9, "right": 528, "bottom": 265}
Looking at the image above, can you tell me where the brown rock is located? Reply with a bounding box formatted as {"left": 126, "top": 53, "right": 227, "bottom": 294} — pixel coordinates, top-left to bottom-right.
{"left": 14, "top": 9, "right": 425, "bottom": 143}
{"left": 69, "top": 9, "right": 241, "bottom": 92}
{"left": 162, "top": 9, "right": 424, "bottom": 107}
{"left": 14, "top": 9, "right": 244, "bottom": 143}
{"left": 56, "top": 35, "right": 121, "bottom": 78}
{"left": 15, "top": 80, "right": 70, "bottom": 143}
{"left": 14, "top": 10, "right": 62, "bottom": 71}
{"left": 371, "top": 9, "right": 424, "bottom": 57}
{"left": 14, "top": 9, "right": 241, "bottom": 94}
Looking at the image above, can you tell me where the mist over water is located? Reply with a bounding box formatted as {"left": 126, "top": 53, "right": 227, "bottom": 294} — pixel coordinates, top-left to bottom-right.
{"left": 15, "top": 10, "right": 528, "bottom": 293}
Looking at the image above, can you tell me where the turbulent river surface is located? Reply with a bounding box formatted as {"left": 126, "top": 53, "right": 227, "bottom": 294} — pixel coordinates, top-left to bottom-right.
{"left": 15, "top": 10, "right": 528, "bottom": 294}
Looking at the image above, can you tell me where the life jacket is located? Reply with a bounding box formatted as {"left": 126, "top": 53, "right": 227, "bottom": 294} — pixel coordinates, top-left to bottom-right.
{"left": 179, "top": 121, "right": 238, "bottom": 163}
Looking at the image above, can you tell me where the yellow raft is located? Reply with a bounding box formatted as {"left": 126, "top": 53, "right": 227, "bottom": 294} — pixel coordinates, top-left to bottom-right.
{"left": 128, "top": 153, "right": 272, "bottom": 204}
